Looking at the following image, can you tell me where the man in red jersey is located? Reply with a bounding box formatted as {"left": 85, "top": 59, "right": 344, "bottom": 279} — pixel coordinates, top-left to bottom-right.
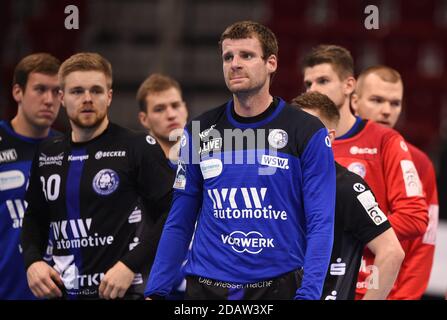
{"left": 301, "top": 45, "right": 428, "bottom": 299}
{"left": 352, "top": 65, "right": 438, "bottom": 299}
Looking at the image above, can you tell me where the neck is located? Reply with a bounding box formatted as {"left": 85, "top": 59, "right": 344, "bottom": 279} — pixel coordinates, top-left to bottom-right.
{"left": 233, "top": 89, "right": 273, "bottom": 117}
{"left": 159, "top": 139, "right": 180, "bottom": 161}
{"left": 335, "top": 101, "right": 357, "bottom": 138}
{"left": 71, "top": 118, "right": 109, "bottom": 143}
{"left": 10, "top": 114, "right": 50, "bottom": 139}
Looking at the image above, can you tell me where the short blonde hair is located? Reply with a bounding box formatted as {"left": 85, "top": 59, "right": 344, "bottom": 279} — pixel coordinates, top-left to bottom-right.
{"left": 59, "top": 52, "right": 112, "bottom": 89}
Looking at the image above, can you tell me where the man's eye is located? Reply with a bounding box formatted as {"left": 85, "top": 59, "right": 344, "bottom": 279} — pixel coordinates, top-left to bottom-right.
{"left": 72, "top": 89, "right": 83, "bottom": 95}
{"left": 242, "top": 53, "right": 253, "bottom": 59}
{"left": 371, "top": 98, "right": 382, "bottom": 103}
{"left": 223, "top": 55, "right": 233, "bottom": 62}
{"left": 318, "top": 79, "right": 329, "bottom": 85}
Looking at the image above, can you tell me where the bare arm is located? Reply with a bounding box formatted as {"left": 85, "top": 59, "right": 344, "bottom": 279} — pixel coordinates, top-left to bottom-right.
{"left": 362, "top": 229, "right": 404, "bottom": 300}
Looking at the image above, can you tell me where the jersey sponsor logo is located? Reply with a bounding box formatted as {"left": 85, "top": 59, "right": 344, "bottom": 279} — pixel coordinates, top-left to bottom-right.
{"left": 92, "top": 169, "right": 119, "bottom": 195}
{"left": 146, "top": 135, "right": 156, "bottom": 145}
{"left": 357, "top": 258, "right": 379, "bottom": 289}
{"left": 39, "top": 152, "right": 64, "bottom": 167}
{"left": 180, "top": 134, "right": 187, "bottom": 147}
{"left": 208, "top": 187, "right": 288, "bottom": 220}
{"left": 400, "top": 140, "right": 409, "bottom": 152}
{"left": 221, "top": 230, "right": 274, "bottom": 254}
{"left": 173, "top": 160, "right": 186, "bottom": 189}
{"left": 0, "top": 170, "right": 25, "bottom": 191}
{"left": 95, "top": 150, "right": 126, "bottom": 160}
{"left": 423, "top": 204, "right": 438, "bottom": 245}
{"left": 330, "top": 258, "right": 346, "bottom": 275}
{"left": 200, "top": 158, "right": 223, "bottom": 179}
{"left": 324, "top": 291, "right": 338, "bottom": 300}
{"left": 68, "top": 154, "right": 89, "bottom": 162}
{"left": 347, "top": 162, "right": 366, "bottom": 178}
{"left": 268, "top": 129, "right": 288, "bottom": 149}
{"left": 199, "top": 124, "right": 217, "bottom": 140}
{"left": 349, "top": 146, "right": 377, "bottom": 155}
{"left": 53, "top": 255, "right": 105, "bottom": 292}
{"left": 260, "top": 155, "right": 289, "bottom": 169}
{"left": 6, "top": 198, "right": 27, "bottom": 228}
{"left": 129, "top": 237, "right": 140, "bottom": 251}
{"left": 199, "top": 138, "right": 222, "bottom": 155}
{"left": 128, "top": 206, "right": 142, "bottom": 223}
{"left": 400, "top": 160, "right": 423, "bottom": 197}
{"left": 51, "top": 218, "right": 114, "bottom": 249}
{"left": 357, "top": 190, "right": 387, "bottom": 225}
{"left": 353, "top": 183, "right": 366, "bottom": 193}
{"left": 132, "top": 273, "right": 143, "bottom": 285}
{"left": 0, "top": 148, "right": 18, "bottom": 163}
{"left": 325, "top": 135, "right": 332, "bottom": 147}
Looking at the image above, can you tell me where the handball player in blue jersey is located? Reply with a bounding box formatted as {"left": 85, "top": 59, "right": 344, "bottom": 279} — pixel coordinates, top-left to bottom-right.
{"left": 145, "top": 21, "right": 336, "bottom": 300}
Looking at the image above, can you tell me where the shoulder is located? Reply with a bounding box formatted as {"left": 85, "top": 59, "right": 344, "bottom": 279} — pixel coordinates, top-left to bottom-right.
{"left": 363, "top": 120, "right": 403, "bottom": 143}
{"left": 280, "top": 103, "right": 327, "bottom": 155}
{"left": 185, "top": 103, "right": 227, "bottom": 133}
{"left": 282, "top": 103, "right": 325, "bottom": 132}
{"left": 408, "top": 143, "right": 432, "bottom": 166}
{"left": 336, "top": 163, "right": 370, "bottom": 194}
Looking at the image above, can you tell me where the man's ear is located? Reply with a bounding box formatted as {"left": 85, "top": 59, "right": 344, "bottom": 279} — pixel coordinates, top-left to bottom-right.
{"left": 328, "top": 128, "right": 336, "bottom": 143}
{"left": 138, "top": 111, "right": 150, "bottom": 130}
{"left": 107, "top": 89, "right": 113, "bottom": 108}
{"left": 344, "top": 76, "right": 356, "bottom": 96}
{"left": 266, "top": 54, "right": 278, "bottom": 74}
{"left": 59, "top": 89, "right": 65, "bottom": 108}
{"left": 12, "top": 84, "right": 23, "bottom": 104}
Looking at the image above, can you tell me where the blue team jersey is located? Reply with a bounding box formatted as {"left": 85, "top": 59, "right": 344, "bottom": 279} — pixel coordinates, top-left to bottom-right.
{"left": 0, "top": 121, "right": 57, "bottom": 299}
{"left": 146, "top": 98, "right": 336, "bottom": 300}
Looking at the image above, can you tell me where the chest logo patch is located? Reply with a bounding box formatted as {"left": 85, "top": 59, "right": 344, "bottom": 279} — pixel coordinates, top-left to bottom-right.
{"left": 347, "top": 162, "right": 366, "bottom": 179}
{"left": 268, "top": 129, "right": 288, "bottom": 149}
{"left": 92, "top": 169, "right": 119, "bottom": 195}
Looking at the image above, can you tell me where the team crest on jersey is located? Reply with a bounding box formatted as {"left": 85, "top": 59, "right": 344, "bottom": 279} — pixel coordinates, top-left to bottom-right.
{"left": 347, "top": 162, "right": 366, "bottom": 178}
{"left": 146, "top": 135, "right": 156, "bottom": 145}
{"left": 268, "top": 129, "right": 288, "bottom": 149}
{"left": 92, "top": 169, "right": 119, "bottom": 195}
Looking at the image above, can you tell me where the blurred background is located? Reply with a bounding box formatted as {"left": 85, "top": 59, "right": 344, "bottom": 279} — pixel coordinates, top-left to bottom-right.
{"left": 0, "top": 0, "right": 446, "bottom": 299}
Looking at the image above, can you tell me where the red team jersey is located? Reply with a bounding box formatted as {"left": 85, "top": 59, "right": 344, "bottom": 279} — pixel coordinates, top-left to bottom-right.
{"left": 388, "top": 143, "right": 439, "bottom": 299}
{"left": 332, "top": 120, "right": 428, "bottom": 299}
